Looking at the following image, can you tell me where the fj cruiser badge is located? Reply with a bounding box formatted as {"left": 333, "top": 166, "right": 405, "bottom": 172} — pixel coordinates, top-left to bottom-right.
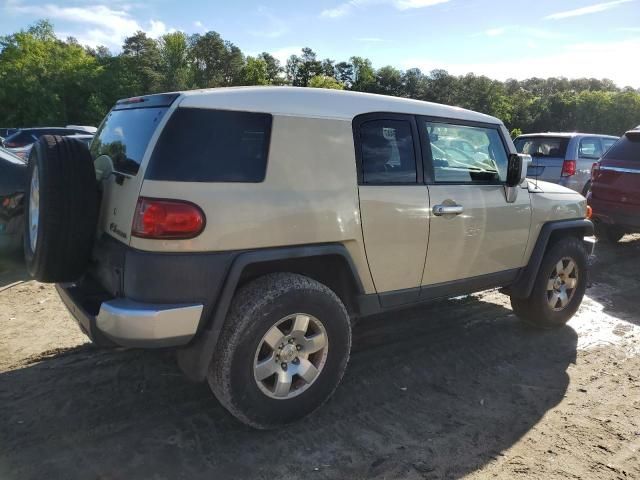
{"left": 109, "top": 222, "right": 127, "bottom": 239}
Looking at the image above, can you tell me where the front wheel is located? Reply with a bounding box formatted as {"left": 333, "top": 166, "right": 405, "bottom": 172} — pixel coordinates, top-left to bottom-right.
{"left": 208, "top": 273, "right": 351, "bottom": 429}
{"left": 511, "top": 237, "right": 588, "bottom": 328}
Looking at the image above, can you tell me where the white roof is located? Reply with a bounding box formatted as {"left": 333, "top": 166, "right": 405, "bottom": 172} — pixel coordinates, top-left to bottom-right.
{"left": 517, "top": 132, "right": 618, "bottom": 139}
{"left": 178, "top": 86, "right": 501, "bottom": 124}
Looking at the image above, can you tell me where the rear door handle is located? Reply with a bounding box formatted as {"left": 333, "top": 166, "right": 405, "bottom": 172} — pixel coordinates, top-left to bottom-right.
{"left": 433, "top": 204, "right": 464, "bottom": 216}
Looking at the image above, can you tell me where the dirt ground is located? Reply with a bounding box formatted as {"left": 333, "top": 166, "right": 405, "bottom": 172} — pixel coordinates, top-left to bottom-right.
{"left": 1, "top": 237, "right": 639, "bottom": 480}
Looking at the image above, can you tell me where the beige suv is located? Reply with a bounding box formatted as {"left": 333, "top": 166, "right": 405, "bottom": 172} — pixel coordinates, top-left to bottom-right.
{"left": 24, "top": 87, "right": 594, "bottom": 429}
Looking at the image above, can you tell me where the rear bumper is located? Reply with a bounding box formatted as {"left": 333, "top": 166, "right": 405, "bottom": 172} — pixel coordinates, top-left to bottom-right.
{"left": 56, "top": 282, "right": 203, "bottom": 347}
{"left": 588, "top": 196, "right": 640, "bottom": 230}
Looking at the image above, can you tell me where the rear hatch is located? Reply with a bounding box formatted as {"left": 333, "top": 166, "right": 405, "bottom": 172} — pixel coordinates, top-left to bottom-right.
{"left": 90, "top": 93, "right": 179, "bottom": 244}
{"left": 591, "top": 131, "right": 640, "bottom": 205}
{"left": 514, "top": 135, "right": 569, "bottom": 180}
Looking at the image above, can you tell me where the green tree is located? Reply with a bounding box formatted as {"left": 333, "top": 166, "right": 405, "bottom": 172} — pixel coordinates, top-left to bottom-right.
{"left": 308, "top": 75, "right": 344, "bottom": 90}
{"left": 122, "top": 31, "right": 162, "bottom": 93}
{"left": 240, "top": 56, "right": 269, "bottom": 85}
{"left": 158, "top": 31, "right": 191, "bottom": 91}
{"left": 257, "top": 52, "right": 283, "bottom": 84}
{"left": 350, "top": 56, "right": 376, "bottom": 92}
{"left": 0, "top": 20, "right": 102, "bottom": 125}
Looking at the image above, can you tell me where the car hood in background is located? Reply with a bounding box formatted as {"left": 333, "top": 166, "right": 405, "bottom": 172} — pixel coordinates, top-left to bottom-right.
{"left": 527, "top": 179, "right": 579, "bottom": 195}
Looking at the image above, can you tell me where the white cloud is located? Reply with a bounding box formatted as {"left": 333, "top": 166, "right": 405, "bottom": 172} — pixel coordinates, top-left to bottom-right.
{"left": 251, "top": 6, "right": 288, "bottom": 38}
{"left": 485, "top": 27, "right": 507, "bottom": 37}
{"left": 479, "top": 26, "right": 566, "bottom": 39}
{"left": 6, "top": 1, "right": 175, "bottom": 48}
{"left": 321, "top": 0, "right": 451, "bottom": 18}
{"left": 357, "top": 36, "right": 384, "bottom": 42}
{"left": 270, "top": 46, "right": 303, "bottom": 64}
{"left": 545, "top": 0, "right": 634, "bottom": 20}
{"left": 401, "top": 37, "right": 640, "bottom": 88}
{"left": 393, "top": 0, "right": 451, "bottom": 10}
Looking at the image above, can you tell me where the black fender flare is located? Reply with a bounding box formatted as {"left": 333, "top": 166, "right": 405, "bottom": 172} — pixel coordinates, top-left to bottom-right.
{"left": 177, "top": 243, "right": 364, "bottom": 382}
{"left": 508, "top": 219, "right": 594, "bottom": 299}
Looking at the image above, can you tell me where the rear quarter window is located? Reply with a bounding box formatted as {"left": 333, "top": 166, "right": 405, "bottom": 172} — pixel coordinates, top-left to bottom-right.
{"left": 147, "top": 108, "right": 272, "bottom": 183}
{"left": 602, "top": 135, "right": 640, "bottom": 162}
{"left": 514, "top": 136, "right": 569, "bottom": 158}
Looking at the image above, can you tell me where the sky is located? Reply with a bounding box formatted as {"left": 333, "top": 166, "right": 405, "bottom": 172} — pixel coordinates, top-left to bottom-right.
{"left": 2, "top": 0, "right": 640, "bottom": 87}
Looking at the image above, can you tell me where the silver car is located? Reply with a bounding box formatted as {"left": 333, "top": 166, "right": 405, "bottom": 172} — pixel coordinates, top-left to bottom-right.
{"left": 514, "top": 132, "right": 618, "bottom": 195}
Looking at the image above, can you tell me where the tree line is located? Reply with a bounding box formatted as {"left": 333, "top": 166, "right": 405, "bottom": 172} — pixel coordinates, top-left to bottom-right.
{"left": 1, "top": 20, "right": 639, "bottom": 136}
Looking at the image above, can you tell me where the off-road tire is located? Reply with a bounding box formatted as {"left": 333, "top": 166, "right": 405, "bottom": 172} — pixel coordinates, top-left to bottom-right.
{"left": 24, "top": 135, "right": 99, "bottom": 282}
{"left": 208, "top": 273, "right": 351, "bottom": 429}
{"left": 595, "top": 222, "right": 625, "bottom": 244}
{"left": 511, "top": 237, "right": 588, "bottom": 328}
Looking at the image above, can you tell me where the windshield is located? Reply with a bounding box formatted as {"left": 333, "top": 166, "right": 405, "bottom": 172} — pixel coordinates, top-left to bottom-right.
{"left": 514, "top": 136, "right": 569, "bottom": 158}
{"left": 90, "top": 107, "right": 168, "bottom": 175}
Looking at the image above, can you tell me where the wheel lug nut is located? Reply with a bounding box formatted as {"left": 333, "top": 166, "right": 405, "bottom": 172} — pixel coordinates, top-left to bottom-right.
{"left": 281, "top": 363, "right": 287, "bottom": 371}
{"left": 279, "top": 344, "right": 284, "bottom": 349}
{"left": 296, "top": 345, "right": 302, "bottom": 351}
{"left": 292, "top": 358, "right": 299, "bottom": 364}
{"left": 288, "top": 338, "right": 295, "bottom": 344}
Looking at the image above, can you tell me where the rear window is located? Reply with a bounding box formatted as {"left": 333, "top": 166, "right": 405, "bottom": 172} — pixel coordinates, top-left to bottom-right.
{"left": 514, "top": 136, "right": 569, "bottom": 158}
{"left": 602, "top": 134, "right": 640, "bottom": 162}
{"left": 146, "top": 108, "right": 272, "bottom": 182}
{"left": 90, "top": 107, "right": 169, "bottom": 175}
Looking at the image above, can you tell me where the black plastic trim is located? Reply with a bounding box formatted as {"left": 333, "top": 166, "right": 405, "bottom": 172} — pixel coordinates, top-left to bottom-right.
{"left": 177, "top": 243, "right": 365, "bottom": 381}
{"left": 114, "top": 93, "right": 180, "bottom": 110}
{"left": 509, "top": 219, "right": 594, "bottom": 298}
{"left": 360, "top": 269, "right": 520, "bottom": 315}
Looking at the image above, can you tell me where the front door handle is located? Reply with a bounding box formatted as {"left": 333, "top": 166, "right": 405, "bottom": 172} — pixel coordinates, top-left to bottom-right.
{"left": 433, "top": 204, "right": 464, "bottom": 216}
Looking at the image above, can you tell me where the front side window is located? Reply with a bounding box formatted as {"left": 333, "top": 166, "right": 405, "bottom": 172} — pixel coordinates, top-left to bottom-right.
{"left": 424, "top": 121, "right": 507, "bottom": 183}
{"left": 579, "top": 138, "right": 602, "bottom": 159}
{"left": 359, "top": 119, "right": 417, "bottom": 184}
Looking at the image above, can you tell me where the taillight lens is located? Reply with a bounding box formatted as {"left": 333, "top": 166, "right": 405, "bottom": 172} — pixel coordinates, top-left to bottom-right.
{"left": 561, "top": 159, "right": 576, "bottom": 177}
{"left": 131, "top": 197, "right": 205, "bottom": 239}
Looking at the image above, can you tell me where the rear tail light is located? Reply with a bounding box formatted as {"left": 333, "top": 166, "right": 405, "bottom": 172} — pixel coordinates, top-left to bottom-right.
{"left": 561, "top": 159, "right": 576, "bottom": 177}
{"left": 4, "top": 142, "right": 17, "bottom": 148}
{"left": 131, "top": 197, "right": 205, "bottom": 239}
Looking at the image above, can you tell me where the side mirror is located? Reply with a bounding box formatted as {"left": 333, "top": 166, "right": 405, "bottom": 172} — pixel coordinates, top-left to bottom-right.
{"left": 506, "top": 153, "right": 530, "bottom": 187}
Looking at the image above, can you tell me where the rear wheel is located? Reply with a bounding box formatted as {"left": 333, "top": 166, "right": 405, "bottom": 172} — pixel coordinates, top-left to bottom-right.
{"left": 24, "top": 135, "right": 99, "bottom": 282}
{"left": 208, "top": 273, "right": 351, "bottom": 429}
{"left": 511, "top": 237, "right": 587, "bottom": 328}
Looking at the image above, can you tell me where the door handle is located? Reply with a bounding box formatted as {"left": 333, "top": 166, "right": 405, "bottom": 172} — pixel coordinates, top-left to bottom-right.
{"left": 433, "top": 204, "right": 464, "bottom": 216}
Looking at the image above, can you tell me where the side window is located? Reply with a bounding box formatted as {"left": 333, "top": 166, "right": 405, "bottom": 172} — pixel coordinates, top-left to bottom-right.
{"left": 424, "top": 121, "right": 507, "bottom": 183}
{"left": 578, "top": 138, "right": 602, "bottom": 159}
{"left": 602, "top": 138, "right": 617, "bottom": 153}
{"left": 359, "top": 119, "right": 417, "bottom": 184}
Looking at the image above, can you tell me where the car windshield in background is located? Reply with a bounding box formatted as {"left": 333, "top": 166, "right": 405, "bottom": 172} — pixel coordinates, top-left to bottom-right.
{"left": 602, "top": 133, "right": 640, "bottom": 161}
{"left": 514, "top": 136, "right": 569, "bottom": 158}
{"left": 90, "top": 107, "right": 168, "bottom": 175}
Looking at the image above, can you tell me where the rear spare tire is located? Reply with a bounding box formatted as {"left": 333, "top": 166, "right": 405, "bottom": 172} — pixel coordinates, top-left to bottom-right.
{"left": 24, "top": 135, "right": 99, "bottom": 282}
